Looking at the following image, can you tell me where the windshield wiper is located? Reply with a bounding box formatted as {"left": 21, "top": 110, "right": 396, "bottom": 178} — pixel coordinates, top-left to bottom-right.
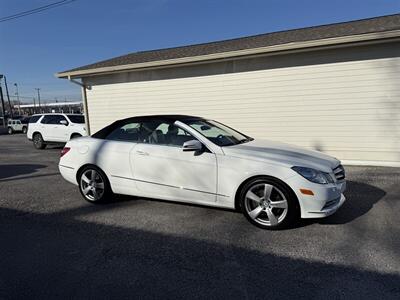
{"left": 237, "top": 137, "right": 253, "bottom": 144}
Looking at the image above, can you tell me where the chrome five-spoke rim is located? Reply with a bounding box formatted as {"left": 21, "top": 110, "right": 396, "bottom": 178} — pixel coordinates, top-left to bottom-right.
{"left": 80, "top": 169, "right": 105, "bottom": 201}
{"left": 244, "top": 183, "right": 288, "bottom": 226}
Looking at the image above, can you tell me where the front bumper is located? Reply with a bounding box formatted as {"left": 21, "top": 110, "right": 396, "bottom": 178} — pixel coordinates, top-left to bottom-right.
{"left": 286, "top": 175, "right": 346, "bottom": 219}
{"left": 304, "top": 193, "right": 346, "bottom": 218}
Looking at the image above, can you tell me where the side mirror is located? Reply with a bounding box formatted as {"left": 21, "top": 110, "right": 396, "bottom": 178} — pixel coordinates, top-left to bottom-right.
{"left": 182, "top": 140, "right": 203, "bottom": 152}
{"left": 60, "top": 120, "right": 68, "bottom": 126}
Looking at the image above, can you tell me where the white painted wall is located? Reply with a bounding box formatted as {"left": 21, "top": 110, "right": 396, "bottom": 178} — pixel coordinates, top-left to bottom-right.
{"left": 84, "top": 50, "right": 400, "bottom": 166}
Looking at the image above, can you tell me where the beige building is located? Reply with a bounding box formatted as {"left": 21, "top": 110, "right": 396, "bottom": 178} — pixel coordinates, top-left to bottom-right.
{"left": 57, "top": 14, "right": 400, "bottom": 167}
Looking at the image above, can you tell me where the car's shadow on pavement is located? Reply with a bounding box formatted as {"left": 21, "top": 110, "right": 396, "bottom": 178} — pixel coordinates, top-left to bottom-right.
{"left": 0, "top": 164, "right": 47, "bottom": 180}
{"left": 303, "top": 180, "right": 386, "bottom": 226}
{"left": 1, "top": 206, "right": 399, "bottom": 299}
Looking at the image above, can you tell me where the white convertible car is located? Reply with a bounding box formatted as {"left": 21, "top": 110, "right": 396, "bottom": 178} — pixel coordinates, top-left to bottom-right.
{"left": 59, "top": 115, "right": 346, "bottom": 229}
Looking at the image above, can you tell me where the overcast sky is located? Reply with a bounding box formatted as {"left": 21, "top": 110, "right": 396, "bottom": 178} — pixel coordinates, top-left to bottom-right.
{"left": 1, "top": 0, "right": 399, "bottom": 104}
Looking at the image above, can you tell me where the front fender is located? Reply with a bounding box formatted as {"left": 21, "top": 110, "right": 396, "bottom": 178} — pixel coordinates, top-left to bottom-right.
{"left": 216, "top": 154, "right": 296, "bottom": 208}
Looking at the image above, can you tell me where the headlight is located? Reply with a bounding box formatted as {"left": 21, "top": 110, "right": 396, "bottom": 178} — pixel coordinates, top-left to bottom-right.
{"left": 292, "top": 166, "right": 334, "bottom": 184}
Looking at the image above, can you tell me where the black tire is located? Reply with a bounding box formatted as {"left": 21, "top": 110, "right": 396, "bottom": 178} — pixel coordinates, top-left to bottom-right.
{"left": 78, "top": 165, "right": 113, "bottom": 203}
{"left": 22, "top": 127, "right": 27, "bottom": 134}
{"left": 33, "top": 133, "right": 46, "bottom": 149}
{"left": 70, "top": 133, "right": 82, "bottom": 139}
{"left": 7, "top": 127, "right": 13, "bottom": 134}
{"left": 239, "top": 177, "right": 299, "bottom": 230}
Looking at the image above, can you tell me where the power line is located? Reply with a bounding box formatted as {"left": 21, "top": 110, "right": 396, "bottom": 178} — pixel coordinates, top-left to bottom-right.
{"left": 0, "top": 0, "right": 77, "bottom": 23}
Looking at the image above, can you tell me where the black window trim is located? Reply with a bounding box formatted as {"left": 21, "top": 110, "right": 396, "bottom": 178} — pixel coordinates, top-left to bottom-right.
{"left": 40, "top": 114, "right": 68, "bottom": 125}
{"left": 92, "top": 117, "right": 212, "bottom": 152}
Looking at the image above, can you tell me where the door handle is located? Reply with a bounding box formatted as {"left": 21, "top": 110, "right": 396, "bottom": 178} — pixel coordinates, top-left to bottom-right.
{"left": 136, "top": 150, "right": 149, "bottom": 156}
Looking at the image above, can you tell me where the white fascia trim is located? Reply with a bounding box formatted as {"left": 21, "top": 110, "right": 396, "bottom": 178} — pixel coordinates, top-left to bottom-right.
{"left": 341, "top": 160, "right": 400, "bottom": 168}
{"left": 56, "top": 30, "right": 400, "bottom": 79}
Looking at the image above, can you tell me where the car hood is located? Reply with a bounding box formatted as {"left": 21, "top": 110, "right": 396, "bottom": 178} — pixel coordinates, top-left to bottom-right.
{"left": 222, "top": 139, "right": 340, "bottom": 172}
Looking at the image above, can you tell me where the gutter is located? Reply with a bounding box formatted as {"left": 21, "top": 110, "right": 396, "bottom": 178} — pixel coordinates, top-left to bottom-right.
{"left": 67, "top": 76, "right": 91, "bottom": 135}
{"left": 56, "top": 29, "right": 400, "bottom": 79}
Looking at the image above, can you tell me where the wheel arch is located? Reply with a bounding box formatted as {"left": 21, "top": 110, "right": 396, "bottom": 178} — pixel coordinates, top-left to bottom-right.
{"left": 32, "top": 131, "right": 42, "bottom": 138}
{"left": 234, "top": 174, "right": 299, "bottom": 211}
{"left": 70, "top": 133, "right": 82, "bottom": 140}
{"left": 76, "top": 163, "right": 112, "bottom": 190}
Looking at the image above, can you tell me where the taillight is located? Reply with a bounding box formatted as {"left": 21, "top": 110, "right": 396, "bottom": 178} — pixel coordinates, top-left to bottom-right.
{"left": 60, "top": 147, "right": 70, "bottom": 157}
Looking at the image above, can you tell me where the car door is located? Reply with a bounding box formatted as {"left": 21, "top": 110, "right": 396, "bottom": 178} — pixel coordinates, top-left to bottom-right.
{"left": 39, "top": 115, "right": 55, "bottom": 140}
{"left": 93, "top": 121, "right": 142, "bottom": 196}
{"left": 15, "top": 120, "right": 23, "bottom": 131}
{"left": 131, "top": 121, "right": 218, "bottom": 204}
{"left": 49, "top": 115, "right": 70, "bottom": 142}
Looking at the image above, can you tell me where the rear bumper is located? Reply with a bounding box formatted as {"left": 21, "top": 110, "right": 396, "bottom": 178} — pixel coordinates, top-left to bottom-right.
{"left": 59, "top": 164, "right": 78, "bottom": 186}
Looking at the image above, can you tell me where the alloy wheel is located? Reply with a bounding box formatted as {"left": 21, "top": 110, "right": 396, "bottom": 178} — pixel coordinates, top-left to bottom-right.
{"left": 80, "top": 169, "right": 105, "bottom": 202}
{"left": 244, "top": 183, "right": 288, "bottom": 226}
{"left": 34, "top": 135, "right": 40, "bottom": 145}
{"left": 33, "top": 134, "right": 43, "bottom": 148}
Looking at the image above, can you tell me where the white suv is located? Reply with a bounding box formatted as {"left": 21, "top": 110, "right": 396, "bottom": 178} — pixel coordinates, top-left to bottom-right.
{"left": 27, "top": 113, "right": 87, "bottom": 149}
{"left": 7, "top": 119, "right": 28, "bottom": 134}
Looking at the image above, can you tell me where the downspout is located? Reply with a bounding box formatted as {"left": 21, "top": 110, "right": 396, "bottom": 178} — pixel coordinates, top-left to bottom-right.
{"left": 68, "top": 76, "right": 91, "bottom": 135}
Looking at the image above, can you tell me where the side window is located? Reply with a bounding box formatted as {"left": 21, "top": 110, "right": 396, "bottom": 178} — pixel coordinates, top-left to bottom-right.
{"left": 29, "top": 115, "right": 42, "bottom": 123}
{"left": 143, "top": 121, "right": 194, "bottom": 147}
{"left": 48, "top": 115, "right": 67, "bottom": 125}
{"left": 105, "top": 122, "right": 141, "bottom": 142}
{"left": 41, "top": 115, "right": 54, "bottom": 124}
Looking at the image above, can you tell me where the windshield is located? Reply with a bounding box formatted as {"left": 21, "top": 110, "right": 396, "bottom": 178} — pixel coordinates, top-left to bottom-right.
{"left": 184, "top": 119, "right": 253, "bottom": 146}
{"left": 67, "top": 115, "right": 85, "bottom": 124}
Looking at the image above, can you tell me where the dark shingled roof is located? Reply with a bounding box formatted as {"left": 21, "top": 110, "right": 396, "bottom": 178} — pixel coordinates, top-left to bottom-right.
{"left": 62, "top": 14, "right": 400, "bottom": 74}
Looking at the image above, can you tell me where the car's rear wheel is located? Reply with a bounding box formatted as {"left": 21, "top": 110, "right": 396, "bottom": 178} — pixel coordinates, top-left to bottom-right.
{"left": 7, "top": 127, "right": 13, "bottom": 134}
{"left": 33, "top": 133, "right": 46, "bottom": 149}
{"left": 239, "top": 177, "right": 299, "bottom": 230}
{"left": 22, "top": 127, "right": 27, "bottom": 134}
{"left": 78, "top": 166, "right": 113, "bottom": 203}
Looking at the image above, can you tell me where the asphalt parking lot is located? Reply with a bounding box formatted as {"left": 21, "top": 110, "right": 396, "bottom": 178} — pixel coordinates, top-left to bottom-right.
{"left": 0, "top": 134, "right": 399, "bottom": 299}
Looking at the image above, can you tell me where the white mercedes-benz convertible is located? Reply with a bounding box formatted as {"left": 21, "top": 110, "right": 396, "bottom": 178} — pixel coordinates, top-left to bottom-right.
{"left": 59, "top": 115, "right": 346, "bottom": 229}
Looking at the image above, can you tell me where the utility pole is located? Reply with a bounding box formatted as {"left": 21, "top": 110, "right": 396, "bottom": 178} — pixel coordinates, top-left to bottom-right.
{"left": 35, "top": 88, "right": 41, "bottom": 113}
{"left": 3, "top": 75, "right": 13, "bottom": 119}
{"left": 0, "top": 74, "right": 13, "bottom": 119}
{"left": 14, "top": 83, "right": 21, "bottom": 115}
{"left": 0, "top": 84, "right": 6, "bottom": 127}
{"left": 33, "top": 97, "right": 36, "bottom": 114}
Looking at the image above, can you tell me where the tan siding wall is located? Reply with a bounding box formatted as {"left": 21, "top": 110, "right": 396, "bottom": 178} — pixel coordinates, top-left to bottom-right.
{"left": 85, "top": 54, "right": 400, "bottom": 166}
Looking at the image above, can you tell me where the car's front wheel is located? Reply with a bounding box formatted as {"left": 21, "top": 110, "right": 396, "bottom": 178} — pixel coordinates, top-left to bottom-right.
{"left": 7, "top": 127, "right": 13, "bottom": 134}
{"left": 22, "top": 127, "right": 27, "bottom": 134}
{"left": 78, "top": 166, "right": 113, "bottom": 203}
{"left": 239, "top": 177, "right": 299, "bottom": 230}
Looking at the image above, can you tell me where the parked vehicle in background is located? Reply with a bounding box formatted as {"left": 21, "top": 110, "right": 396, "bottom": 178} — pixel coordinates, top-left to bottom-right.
{"left": 7, "top": 119, "right": 28, "bottom": 134}
{"left": 59, "top": 115, "right": 346, "bottom": 230}
{"left": 27, "top": 113, "right": 86, "bottom": 149}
